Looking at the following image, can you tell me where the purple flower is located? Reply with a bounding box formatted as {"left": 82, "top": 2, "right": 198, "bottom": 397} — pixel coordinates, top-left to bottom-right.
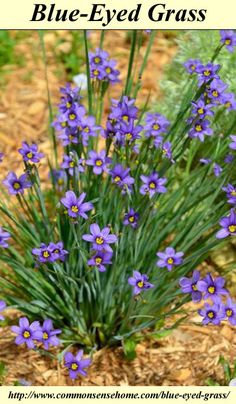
{"left": 87, "top": 251, "right": 113, "bottom": 272}
{"left": 128, "top": 271, "right": 154, "bottom": 295}
{"left": 200, "top": 158, "right": 212, "bottom": 165}
{"left": 144, "top": 113, "right": 170, "bottom": 138}
{"left": 40, "top": 319, "right": 61, "bottom": 350}
{"left": 179, "top": 270, "right": 202, "bottom": 303}
{"left": 191, "top": 99, "right": 214, "bottom": 118}
{"left": 3, "top": 172, "right": 31, "bottom": 195}
{"left": 82, "top": 223, "right": 117, "bottom": 253}
{"left": 89, "top": 48, "right": 108, "bottom": 66}
{"left": 197, "top": 273, "right": 228, "bottom": 303}
{"left": 64, "top": 350, "right": 91, "bottom": 379}
{"left": 0, "top": 301, "right": 6, "bottom": 321}
{"left": 115, "top": 120, "right": 142, "bottom": 147}
{"left": 222, "top": 183, "right": 236, "bottom": 205}
{"left": 103, "top": 59, "right": 120, "bottom": 84}
{"left": 49, "top": 242, "right": 68, "bottom": 262}
{"left": 197, "top": 63, "right": 220, "bottom": 85}
{"left": 184, "top": 59, "right": 202, "bottom": 74}
{"left": 198, "top": 302, "right": 223, "bottom": 325}
{"left": 224, "top": 154, "right": 234, "bottom": 164}
{"left": 206, "top": 79, "right": 228, "bottom": 104}
{"left": 109, "top": 96, "right": 138, "bottom": 124}
{"left": 140, "top": 172, "right": 167, "bottom": 198}
{"left": 61, "top": 191, "right": 93, "bottom": 219}
{"left": 0, "top": 227, "right": 10, "bottom": 248}
{"left": 213, "top": 163, "right": 222, "bottom": 177}
{"left": 188, "top": 119, "right": 213, "bottom": 142}
{"left": 162, "top": 141, "right": 174, "bottom": 162}
{"left": 216, "top": 209, "right": 236, "bottom": 239}
{"left": 11, "top": 317, "right": 43, "bottom": 349}
{"left": 18, "top": 141, "right": 44, "bottom": 163}
{"left": 220, "top": 30, "right": 236, "bottom": 52}
{"left": 229, "top": 135, "right": 236, "bottom": 150}
{"left": 50, "top": 169, "right": 67, "bottom": 191}
{"left": 110, "top": 164, "right": 134, "bottom": 193}
{"left": 0, "top": 152, "right": 4, "bottom": 163}
{"left": 32, "top": 242, "right": 68, "bottom": 263}
{"left": 86, "top": 150, "right": 111, "bottom": 175}
{"left": 78, "top": 115, "right": 100, "bottom": 146}
{"left": 156, "top": 247, "right": 184, "bottom": 271}
{"left": 61, "top": 154, "right": 84, "bottom": 176}
{"left": 222, "top": 93, "right": 236, "bottom": 111}
{"left": 221, "top": 298, "right": 236, "bottom": 326}
{"left": 123, "top": 209, "right": 139, "bottom": 229}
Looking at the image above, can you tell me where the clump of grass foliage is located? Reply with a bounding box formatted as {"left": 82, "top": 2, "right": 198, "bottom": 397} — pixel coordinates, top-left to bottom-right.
{"left": 0, "top": 30, "right": 236, "bottom": 366}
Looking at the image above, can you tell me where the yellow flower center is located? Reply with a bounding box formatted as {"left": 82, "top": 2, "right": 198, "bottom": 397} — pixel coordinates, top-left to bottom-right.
{"left": 94, "top": 57, "right": 101, "bottom": 64}
{"left": 226, "top": 309, "right": 233, "bottom": 317}
{"left": 195, "top": 124, "right": 202, "bottom": 132}
{"left": 71, "top": 363, "right": 78, "bottom": 371}
{"left": 122, "top": 115, "right": 129, "bottom": 122}
{"left": 191, "top": 65, "right": 196, "bottom": 71}
{"left": 93, "top": 69, "right": 99, "bottom": 76}
{"left": 96, "top": 159, "right": 103, "bottom": 166}
{"left": 198, "top": 108, "right": 204, "bottom": 115}
{"left": 192, "top": 284, "right": 198, "bottom": 291}
{"left": 229, "top": 225, "right": 236, "bottom": 233}
{"left": 69, "top": 161, "right": 75, "bottom": 168}
{"left": 84, "top": 127, "right": 89, "bottom": 133}
{"left": 95, "top": 257, "right": 102, "bottom": 265}
{"left": 26, "top": 152, "right": 33, "bottom": 159}
{"left": 208, "top": 286, "right": 215, "bottom": 294}
{"left": 96, "top": 237, "right": 104, "bottom": 245}
{"left": 69, "top": 114, "right": 76, "bottom": 120}
{"left": 137, "top": 281, "right": 144, "bottom": 288}
{"left": 13, "top": 182, "right": 21, "bottom": 190}
{"left": 204, "top": 70, "right": 211, "bottom": 77}
{"left": 61, "top": 122, "right": 67, "bottom": 128}
{"left": 126, "top": 133, "right": 133, "bottom": 140}
{"left": 225, "top": 101, "right": 231, "bottom": 108}
{"left": 43, "top": 251, "right": 50, "bottom": 258}
{"left": 167, "top": 258, "right": 174, "bottom": 264}
{"left": 225, "top": 39, "right": 231, "bottom": 45}
{"left": 53, "top": 249, "right": 59, "bottom": 254}
{"left": 66, "top": 102, "right": 71, "bottom": 108}
{"left": 114, "top": 176, "right": 121, "bottom": 183}
{"left": 23, "top": 331, "right": 31, "bottom": 339}
{"left": 69, "top": 135, "right": 74, "bottom": 141}
{"left": 152, "top": 124, "right": 160, "bottom": 130}
{"left": 129, "top": 216, "right": 135, "bottom": 223}
{"left": 162, "top": 148, "right": 167, "bottom": 155}
{"left": 231, "top": 190, "right": 236, "bottom": 196}
{"left": 105, "top": 67, "right": 111, "bottom": 74}
{"left": 43, "top": 332, "right": 49, "bottom": 340}
{"left": 57, "top": 178, "right": 64, "bottom": 185}
{"left": 71, "top": 205, "right": 79, "bottom": 213}
{"left": 149, "top": 182, "right": 156, "bottom": 189}
{"left": 212, "top": 90, "right": 219, "bottom": 98}
{"left": 207, "top": 311, "right": 214, "bottom": 319}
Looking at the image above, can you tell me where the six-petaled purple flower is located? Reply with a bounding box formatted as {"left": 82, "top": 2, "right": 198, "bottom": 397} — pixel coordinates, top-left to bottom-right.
{"left": 82, "top": 223, "right": 117, "bottom": 253}
{"left": 3, "top": 172, "right": 31, "bottom": 195}
{"left": 128, "top": 271, "right": 154, "bottom": 295}
{"left": 11, "top": 317, "right": 43, "bottom": 349}
{"left": 140, "top": 172, "right": 167, "bottom": 197}
{"left": 179, "top": 270, "right": 202, "bottom": 303}
{"left": 156, "top": 247, "right": 184, "bottom": 271}
{"left": 18, "top": 141, "right": 44, "bottom": 163}
{"left": 197, "top": 273, "right": 228, "bottom": 303}
{"left": 64, "top": 350, "right": 91, "bottom": 379}
{"left": 61, "top": 191, "right": 93, "bottom": 219}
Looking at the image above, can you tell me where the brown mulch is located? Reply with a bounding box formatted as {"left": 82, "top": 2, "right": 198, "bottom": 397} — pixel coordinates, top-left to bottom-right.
{"left": 0, "top": 304, "right": 235, "bottom": 386}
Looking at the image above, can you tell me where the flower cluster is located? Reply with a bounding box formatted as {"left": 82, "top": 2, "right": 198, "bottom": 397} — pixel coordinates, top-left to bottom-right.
{"left": 32, "top": 242, "right": 68, "bottom": 263}
{"left": 11, "top": 317, "right": 61, "bottom": 350}
{"left": 83, "top": 224, "right": 117, "bottom": 272}
{"left": 53, "top": 83, "right": 100, "bottom": 147}
{"left": 89, "top": 48, "right": 120, "bottom": 84}
{"left": 180, "top": 271, "right": 236, "bottom": 326}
